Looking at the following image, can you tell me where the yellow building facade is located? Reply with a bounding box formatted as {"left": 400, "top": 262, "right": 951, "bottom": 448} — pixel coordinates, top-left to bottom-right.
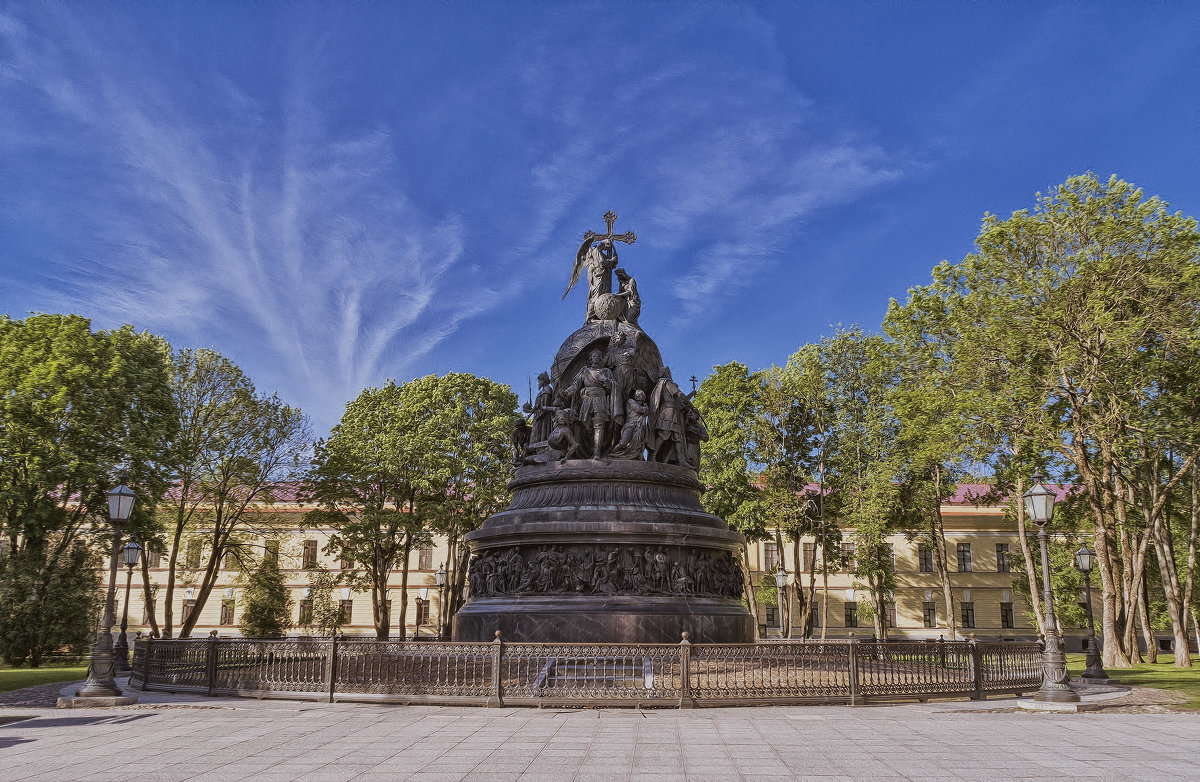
{"left": 746, "top": 497, "right": 1039, "bottom": 642}
{"left": 118, "top": 488, "right": 1100, "bottom": 647}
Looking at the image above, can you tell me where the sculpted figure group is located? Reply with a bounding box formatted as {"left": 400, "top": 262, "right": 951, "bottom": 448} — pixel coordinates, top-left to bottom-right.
{"left": 519, "top": 354, "right": 706, "bottom": 467}
{"left": 512, "top": 211, "right": 709, "bottom": 468}
{"left": 468, "top": 544, "right": 745, "bottom": 600}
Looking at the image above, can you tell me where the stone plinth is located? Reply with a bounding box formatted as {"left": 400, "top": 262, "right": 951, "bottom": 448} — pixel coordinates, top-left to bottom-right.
{"left": 453, "top": 459, "right": 755, "bottom": 644}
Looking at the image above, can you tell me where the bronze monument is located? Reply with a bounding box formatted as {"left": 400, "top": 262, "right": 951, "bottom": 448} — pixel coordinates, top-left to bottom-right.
{"left": 453, "top": 213, "right": 755, "bottom": 643}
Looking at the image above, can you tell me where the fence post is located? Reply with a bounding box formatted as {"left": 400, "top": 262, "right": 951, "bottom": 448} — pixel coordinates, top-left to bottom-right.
{"left": 678, "top": 632, "right": 694, "bottom": 709}
{"left": 205, "top": 631, "right": 219, "bottom": 696}
{"left": 488, "top": 631, "right": 504, "bottom": 708}
{"left": 969, "top": 634, "right": 984, "bottom": 700}
{"left": 326, "top": 634, "right": 341, "bottom": 703}
{"left": 848, "top": 637, "right": 861, "bottom": 706}
{"left": 136, "top": 637, "right": 150, "bottom": 691}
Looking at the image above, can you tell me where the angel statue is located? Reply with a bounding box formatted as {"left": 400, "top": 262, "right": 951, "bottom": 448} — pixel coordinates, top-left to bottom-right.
{"left": 563, "top": 211, "right": 637, "bottom": 324}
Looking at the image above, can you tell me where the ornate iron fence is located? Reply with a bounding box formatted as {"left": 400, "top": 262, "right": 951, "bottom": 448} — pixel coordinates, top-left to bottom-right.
{"left": 134, "top": 635, "right": 1042, "bottom": 707}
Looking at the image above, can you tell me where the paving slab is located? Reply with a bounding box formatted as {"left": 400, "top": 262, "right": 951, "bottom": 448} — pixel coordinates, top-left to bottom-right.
{"left": 0, "top": 680, "right": 1197, "bottom": 781}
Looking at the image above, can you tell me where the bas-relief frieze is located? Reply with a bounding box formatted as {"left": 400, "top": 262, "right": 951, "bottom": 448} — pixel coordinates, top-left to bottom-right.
{"left": 468, "top": 544, "right": 745, "bottom": 600}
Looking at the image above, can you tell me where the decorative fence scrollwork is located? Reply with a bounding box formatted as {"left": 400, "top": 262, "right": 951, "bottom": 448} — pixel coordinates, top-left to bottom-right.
{"left": 134, "top": 635, "right": 1043, "bottom": 707}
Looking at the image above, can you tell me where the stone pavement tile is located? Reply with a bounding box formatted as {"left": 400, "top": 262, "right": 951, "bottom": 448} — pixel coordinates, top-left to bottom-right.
{"left": 629, "top": 774, "right": 687, "bottom": 782}
{"left": 404, "top": 773, "right": 471, "bottom": 782}
{"left": 418, "top": 762, "right": 480, "bottom": 774}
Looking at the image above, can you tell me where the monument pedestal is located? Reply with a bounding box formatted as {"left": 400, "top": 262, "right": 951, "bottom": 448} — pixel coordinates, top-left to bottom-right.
{"left": 453, "top": 460, "right": 754, "bottom": 644}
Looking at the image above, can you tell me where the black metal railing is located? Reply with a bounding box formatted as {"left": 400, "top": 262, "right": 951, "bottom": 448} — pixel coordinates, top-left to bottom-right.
{"left": 131, "top": 634, "right": 1042, "bottom": 707}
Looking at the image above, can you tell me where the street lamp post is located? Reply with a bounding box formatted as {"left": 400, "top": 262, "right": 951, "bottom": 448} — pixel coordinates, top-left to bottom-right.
{"left": 434, "top": 564, "right": 447, "bottom": 639}
{"left": 1023, "top": 474, "right": 1079, "bottom": 703}
{"left": 1074, "top": 543, "right": 1109, "bottom": 681}
{"left": 113, "top": 537, "right": 143, "bottom": 673}
{"left": 774, "top": 563, "right": 789, "bottom": 639}
{"left": 76, "top": 475, "right": 137, "bottom": 698}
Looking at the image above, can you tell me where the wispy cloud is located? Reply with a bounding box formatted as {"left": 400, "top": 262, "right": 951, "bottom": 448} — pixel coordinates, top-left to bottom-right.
{"left": 0, "top": 8, "right": 481, "bottom": 428}
{"left": 0, "top": 5, "right": 905, "bottom": 432}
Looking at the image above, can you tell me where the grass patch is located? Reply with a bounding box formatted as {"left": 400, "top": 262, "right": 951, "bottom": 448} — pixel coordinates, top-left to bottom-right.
{"left": 0, "top": 664, "right": 89, "bottom": 694}
{"left": 1067, "top": 653, "right": 1200, "bottom": 709}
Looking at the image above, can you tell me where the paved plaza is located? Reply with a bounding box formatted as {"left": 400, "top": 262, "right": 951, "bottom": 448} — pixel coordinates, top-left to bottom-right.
{"left": 0, "top": 682, "right": 1197, "bottom": 782}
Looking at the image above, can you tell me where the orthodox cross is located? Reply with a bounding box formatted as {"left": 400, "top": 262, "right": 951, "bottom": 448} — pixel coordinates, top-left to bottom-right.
{"left": 582, "top": 211, "right": 637, "bottom": 248}
{"left": 563, "top": 211, "right": 638, "bottom": 301}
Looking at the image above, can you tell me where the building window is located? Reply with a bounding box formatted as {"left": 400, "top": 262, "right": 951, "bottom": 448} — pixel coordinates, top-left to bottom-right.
{"left": 765, "top": 606, "right": 779, "bottom": 626}
{"left": 810, "top": 603, "right": 820, "bottom": 631}
{"left": 1001, "top": 602, "right": 1015, "bottom": 629}
{"left": 417, "top": 594, "right": 432, "bottom": 628}
{"left": 223, "top": 550, "right": 237, "bottom": 571}
{"left": 418, "top": 547, "right": 434, "bottom": 571}
{"left": 302, "top": 540, "right": 318, "bottom": 570}
{"left": 146, "top": 545, "right": 161, "bottom": 569}
{"left": 220, "top": 600, "right": 235, "bottom": 625}
{"left": 922, "top": 602, "right": 937, "bottom": 628}
{"left": 840, "top": 542, "right": 856, "bottom": 573}
{"left": 884, "top": 603, "right": 897, "bottom": 629}
{"left": 182, "top": 599, "right": 197, "bottom": 623}
{"left": 339, "top": 599, "right": 353, "bottom": 626}
{"left": 802, "top": 542, "right": 816, "bottom": 571}
{"left": 763, "top": 542, "right": 779, "bottom": 571}
{"left": 186, "top": 541, "right": 202, "bottom": 569}
{"left": 298, "top": 599, "right": 313, "bottom": 626}
{"left": 996, "top": 543, "right": 1010, "bottom": 573}
{"left": 264, "top": 540, "right": 280, "bottom": 564}
{"left": 961, "top": 602, "right": 976, "bottom": 629}
{"left": 340, "top": 556, "right": 355, "bottom": 570}
{"left": 918, "top": 543, "right": 934, "bottom": 573}
{"left": 843, "top": 602, "right": 858, "bottom": 628}
{"left": 956, "top": 543, "right": 973, "bottom": 573}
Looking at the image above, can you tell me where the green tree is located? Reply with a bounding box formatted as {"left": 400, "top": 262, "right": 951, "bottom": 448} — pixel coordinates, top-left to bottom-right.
{"left": 304, "top": 568, "right": 341, "bottom": 636}
{"left": 238, "top": 554, "right": 293, "bottom": 639}
{"left": 755, "top": 362, "right": 822, "bottom": 638}
{"left": 0, "top": 314, "right": 176, "bottom": 664}
{"left": 693, "top": 362, "right": 770, "bottom": 631}
{"left": 779, "top": 344, "right": 842, "bottom": 639}
{"left": 820, "top": 328, "right": 899, "bottom": 640}
{"left": 304, "top": 373, "right": 516, "bottom": 639}
{"left": 159, "top": 348, "right": 310, "bottom": 638}
{"left": 888, "top": 173, "right": 1200, "bottom": 666}
{"left": 422, "top": 373, "right": 518, "bottom": 635}
{"left": 0, "top": 540, "right": 101, "bottom": 665}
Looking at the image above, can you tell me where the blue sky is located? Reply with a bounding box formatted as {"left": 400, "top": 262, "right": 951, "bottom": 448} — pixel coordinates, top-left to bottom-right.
{"left": 3, "top": 2, "right": 1198, "bottom": 437}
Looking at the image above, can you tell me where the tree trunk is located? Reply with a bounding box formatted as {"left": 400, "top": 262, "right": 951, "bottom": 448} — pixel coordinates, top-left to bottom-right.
{"left": 163, "top": 517, "right": 184, "bottom": 638}
{"left": 398, "top": 535, "right": 412, "bottom": 639}
{"left": 371, "top": 541, "right": 390, "bottom": 640}
{"left": 802, "top": 553, "right": 817, "bottom": 638}
{"left": 774, "top": 529, "right": 788, "bottom": 638}
{"left": 1184, "top": 467, "right": 1199, "bottom": 663}
{"left": 740, "top": 542, "right": 758, "bottom": 638}
{"left": 1012, "top": 475, "right": 1045, "bottom": 634}
{"left": 1138, "top": 576, "right": 1157, "bottom": 664}
{"left": 820, "top": 549, "right": 829, "bottom": 641}
{"left": 1069, "top": 435, "right": 1132, "bottom": 666}
{"left": 790, "top": 536, "right": 804, "bottom": 639}
{"left": 139, "top": 553, "right": 160, "bottom": 638}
